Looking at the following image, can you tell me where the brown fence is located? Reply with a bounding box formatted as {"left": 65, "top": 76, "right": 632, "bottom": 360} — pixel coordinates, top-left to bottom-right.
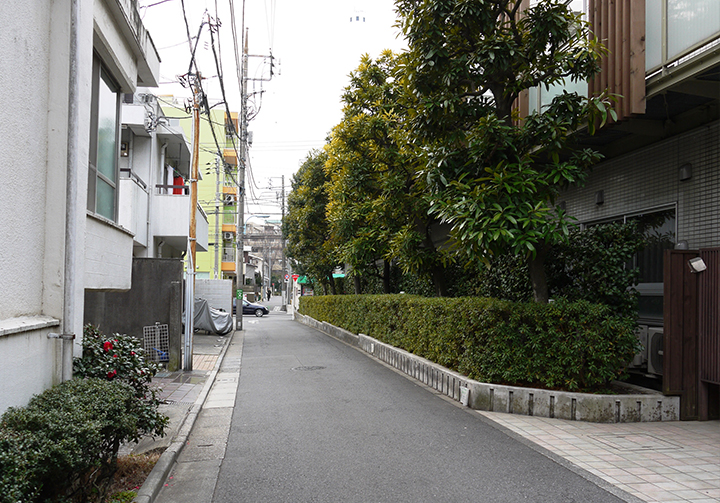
{"left": 664, "top": 249, "right": 720, "bottom": 420}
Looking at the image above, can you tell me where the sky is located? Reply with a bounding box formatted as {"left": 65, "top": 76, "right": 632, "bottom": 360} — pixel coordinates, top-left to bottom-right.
{"left": 139, "top": 0, "right": 407, "bottom": 219}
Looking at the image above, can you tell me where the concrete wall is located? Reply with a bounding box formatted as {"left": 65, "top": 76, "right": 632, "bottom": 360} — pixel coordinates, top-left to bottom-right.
{"left": 195, "top": 279, "right": 233, "bottom": 314}
{"left": 84, "top": 258, "right": 183, "bottom": 369}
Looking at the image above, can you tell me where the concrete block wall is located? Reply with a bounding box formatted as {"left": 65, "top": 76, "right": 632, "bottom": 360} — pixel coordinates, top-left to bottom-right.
{"left": 561, "top": 120, "right": 720, "bottom": 250}
{"left": 195, "top": 279, "right": 233, "bottom": 314}
{"left": 295, "top": 313, "right": 680, "bottom": 423}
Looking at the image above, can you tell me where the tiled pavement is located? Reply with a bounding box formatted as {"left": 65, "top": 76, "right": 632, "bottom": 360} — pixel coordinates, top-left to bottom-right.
{"left": 479, "top": 411, "right": 720, "bottom": 503}
{"left": 152, "top": 354, "right": 218, "bottom": 404}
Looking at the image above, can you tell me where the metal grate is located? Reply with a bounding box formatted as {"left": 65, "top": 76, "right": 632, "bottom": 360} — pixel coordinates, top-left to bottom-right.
{"left": 143, "top": 324, "right": 169, "bottom": 363}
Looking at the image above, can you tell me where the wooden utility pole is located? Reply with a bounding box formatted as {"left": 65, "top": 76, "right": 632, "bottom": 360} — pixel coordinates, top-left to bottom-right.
{"left": 189, "top": 76, "right": 201, "bottom": 276}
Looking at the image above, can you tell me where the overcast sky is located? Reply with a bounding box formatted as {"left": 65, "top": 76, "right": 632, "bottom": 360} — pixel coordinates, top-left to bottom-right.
{"left": 139, "top": 0, "right": 407, "bottom": 218}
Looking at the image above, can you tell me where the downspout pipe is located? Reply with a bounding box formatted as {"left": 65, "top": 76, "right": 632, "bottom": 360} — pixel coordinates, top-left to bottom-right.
{"left": 62, "top": 0, "right": 81, "bottom": 381}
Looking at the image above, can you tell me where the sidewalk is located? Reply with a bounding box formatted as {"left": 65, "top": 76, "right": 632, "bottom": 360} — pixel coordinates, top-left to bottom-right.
{"left": 132, "top": 311, "right": 720, "bottom": 503}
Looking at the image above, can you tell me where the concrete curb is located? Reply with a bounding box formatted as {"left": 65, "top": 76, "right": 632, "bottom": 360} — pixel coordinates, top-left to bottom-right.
{"left": 294, "top": 313, "right": 680, "bottom": 424}
{"left": 133, "top": 330, "right": 235, "bottom": 503}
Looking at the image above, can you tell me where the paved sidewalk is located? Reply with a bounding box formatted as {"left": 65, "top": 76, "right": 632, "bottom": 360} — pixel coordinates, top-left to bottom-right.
{"left": 480, "top": 411, "right": 720, "bottom": 503}
{"left": 134, "top": 314, "right": 720, "bottom": 503}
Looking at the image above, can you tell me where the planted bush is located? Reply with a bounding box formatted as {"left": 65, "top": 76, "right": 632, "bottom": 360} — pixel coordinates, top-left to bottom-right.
{"left": 0, "top": 378, "right": 159, "bottom": 502}
{"left": 74, "top": 325, "right": 167, "bottom": 438}
{"left": 299, "top": 294, "right": 638, "bottom": 392}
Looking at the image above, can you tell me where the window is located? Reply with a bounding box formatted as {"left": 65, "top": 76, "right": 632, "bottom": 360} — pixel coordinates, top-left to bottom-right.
{"left": 585, "top": 207, "right": 676, "bottom": 322}
{"left": 87, "top": 55, "right": 120, "bottom": 221}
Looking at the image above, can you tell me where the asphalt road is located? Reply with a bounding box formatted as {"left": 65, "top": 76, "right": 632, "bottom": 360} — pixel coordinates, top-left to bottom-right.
{"left": 213, "top": 310, "right": 628, "bottom": 503}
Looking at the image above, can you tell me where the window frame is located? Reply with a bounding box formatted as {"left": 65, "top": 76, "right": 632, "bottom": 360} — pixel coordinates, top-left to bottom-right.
{"left": 87, "top": 54, "right": 121, "bottom": 222}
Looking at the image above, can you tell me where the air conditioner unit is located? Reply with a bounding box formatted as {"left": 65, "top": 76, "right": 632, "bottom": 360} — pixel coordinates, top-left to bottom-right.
{"left": 647, "top": 328, "right": 664, "bottom": 375}
{"left": 629, "top": 325, "right": 648, "bottom": 368}
{"left": 223, "top": 231, "right": 234, "bottom": 240}
{"left": 223, "top": 194, "right": 235, "bottom": 204}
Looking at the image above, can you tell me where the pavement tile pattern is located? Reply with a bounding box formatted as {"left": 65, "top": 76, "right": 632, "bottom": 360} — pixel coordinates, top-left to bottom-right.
{"left": 479, "top": 411, "right": 720, "bottom": 503}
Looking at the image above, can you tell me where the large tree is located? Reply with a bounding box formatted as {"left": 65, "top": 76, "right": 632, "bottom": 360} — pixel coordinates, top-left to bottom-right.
{"left": 283, "top": 150, "right": 339, "bottom": 294}
{"left": 325, "top": 51, "right": 451, "bottom": 296}
{"left": 395, "top": 0, "right": 615, "bottom": 302}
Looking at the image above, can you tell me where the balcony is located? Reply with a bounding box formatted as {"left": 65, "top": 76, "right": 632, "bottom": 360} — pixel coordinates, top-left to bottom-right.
{"left": 152, "top": 186, "right": 209, "bottom": 252}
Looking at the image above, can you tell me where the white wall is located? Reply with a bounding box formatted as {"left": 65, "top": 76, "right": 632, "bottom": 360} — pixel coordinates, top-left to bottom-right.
{"left": 85, "top": 215, "right": 134, "bottom": 291}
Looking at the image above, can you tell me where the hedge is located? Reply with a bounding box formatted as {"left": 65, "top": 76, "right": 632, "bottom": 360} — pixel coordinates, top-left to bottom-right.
{"left": 298, "top": 294, "right": 638, "bottom": 392}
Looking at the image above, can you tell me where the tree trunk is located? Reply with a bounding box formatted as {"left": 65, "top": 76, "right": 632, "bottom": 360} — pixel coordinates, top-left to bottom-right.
{"left": 431, "top": 263, "right": 449, "bottom": 297}
{"left": 354, "top": 275, "right": 362, "bottom": 294}
{"left": 328, "top": 275, "right": 337, "bottom": 295}
{"left": 528, "top": 244, "right": 550, "bottom": 303}
{"left": 383, "top": 260, "right": 391, "bottom": 294}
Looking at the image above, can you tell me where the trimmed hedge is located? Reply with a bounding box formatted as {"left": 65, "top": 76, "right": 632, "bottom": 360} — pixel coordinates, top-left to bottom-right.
{"left": 0, "top": 378, "right": 154, "bottom": 503}
{"left": 299, "top": 294, "right": 638, "bottom": 392}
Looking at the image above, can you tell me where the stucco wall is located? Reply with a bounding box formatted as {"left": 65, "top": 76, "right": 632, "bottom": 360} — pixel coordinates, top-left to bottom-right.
{"left": 85, "top": 215, "right": 135, "bottom": 291}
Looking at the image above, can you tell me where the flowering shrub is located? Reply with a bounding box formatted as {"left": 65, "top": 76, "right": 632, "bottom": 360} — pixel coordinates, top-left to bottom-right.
{"left": 74, "top": 325, "right": 168, "bottom": 449}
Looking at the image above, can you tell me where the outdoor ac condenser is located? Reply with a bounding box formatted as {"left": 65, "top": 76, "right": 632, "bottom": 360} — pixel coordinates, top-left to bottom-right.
{"left": 647, "top": 328, "right": 664, "bottom": 375}
{"left": 223, "top": 231, "right": 234, "bottom": 240}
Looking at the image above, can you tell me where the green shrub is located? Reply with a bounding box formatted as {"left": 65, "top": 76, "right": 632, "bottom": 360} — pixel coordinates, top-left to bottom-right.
{"left": 0, "top": 378, "right": 162, "bottom": 503}
{"left": 299, "top": 294, "right": 638, "bottom": 392}
{"left": 74, "top": 326, "right": 167, "bottom": 438}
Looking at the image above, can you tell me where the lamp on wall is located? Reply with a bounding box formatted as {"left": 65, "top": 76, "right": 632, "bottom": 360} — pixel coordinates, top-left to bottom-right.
{"left": 688, "top": 257, "right": 707, "bottom": 273}
{"left": 595, "top": 190, "right": 604, "bottom": 205}
{"left": 679, "top": 163, "right": 692, "bottom": 181}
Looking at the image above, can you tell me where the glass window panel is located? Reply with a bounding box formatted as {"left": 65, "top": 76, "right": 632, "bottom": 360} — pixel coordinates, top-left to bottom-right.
{"left": 540, "top": 78, "right": 588, "bottom": 111}
{"left": 646, "top": 1, "right": 663, "bottom": 69}
{"left": 96, "top": 178, "right": 115, "bottom": 221}
{"left": 528, "top": 86, "right": 538, "bottom": 114}
{"left": 629, "top": 209, "right": 676, "bottom": 283}
{"left": 667, "top": 0, "right": 720, "bottom": 60}
{"left": 97, "top": 70, "right": 118, "bottom": 181}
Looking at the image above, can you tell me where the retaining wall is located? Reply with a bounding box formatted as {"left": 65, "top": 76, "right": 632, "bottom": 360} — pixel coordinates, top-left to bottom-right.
{"left": 295, "top": 313, "right": 680, "bottom": 423}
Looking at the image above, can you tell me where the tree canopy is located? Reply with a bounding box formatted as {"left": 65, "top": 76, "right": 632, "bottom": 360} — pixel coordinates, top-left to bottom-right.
{"left": 395, "top": 0, "right": 614, "bottom": 302}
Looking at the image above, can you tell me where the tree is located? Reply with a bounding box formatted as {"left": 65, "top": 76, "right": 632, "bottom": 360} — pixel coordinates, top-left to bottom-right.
{"left": 325, "top": 51, "right": 451, "bottom": 296}
{"left": 395, "top": 0, "right": 615, "bottom": 302}
{"left": 283, "top": 150, "right": 339, "bottom": 294}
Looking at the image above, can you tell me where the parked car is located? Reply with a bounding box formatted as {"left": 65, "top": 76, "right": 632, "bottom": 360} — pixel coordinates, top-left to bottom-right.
{"left": 241, "top": 299, "right": 269, "bottom": 317}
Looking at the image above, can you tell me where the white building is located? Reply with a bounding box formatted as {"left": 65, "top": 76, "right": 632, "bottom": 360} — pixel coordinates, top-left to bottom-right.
{"left": 119, "top": 92, "right": 209, "bottom": 259}
{"left": 0, "top": 0, "right": 161, "bottom": 412}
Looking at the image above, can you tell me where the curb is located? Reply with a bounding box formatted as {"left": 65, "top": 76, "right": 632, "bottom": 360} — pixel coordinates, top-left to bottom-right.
{"left": 133, "top": 330, "right": 235, "bottom": 503}
{"left": 294, "top": 313, "right": 678, "bottom": 424}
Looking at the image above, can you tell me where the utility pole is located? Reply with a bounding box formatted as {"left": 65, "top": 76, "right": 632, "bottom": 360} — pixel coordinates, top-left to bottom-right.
{"left": 281, "top": 174, "right": 287, "bottom": 310}
{"left": 214, "top": 155, "right": 221, "bottom": 279}
{"left": 236, "top": 29, "right": 248, "bottom": 331}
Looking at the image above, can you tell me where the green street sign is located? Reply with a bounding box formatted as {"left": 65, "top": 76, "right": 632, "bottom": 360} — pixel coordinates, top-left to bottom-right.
{"left": 236, "top": 289, "right": 243, "bottom": 299}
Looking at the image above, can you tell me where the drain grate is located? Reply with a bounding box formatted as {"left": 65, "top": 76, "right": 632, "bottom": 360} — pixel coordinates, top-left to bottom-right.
{"left": 292, "top": 366, "right": 326, "bottom": 371}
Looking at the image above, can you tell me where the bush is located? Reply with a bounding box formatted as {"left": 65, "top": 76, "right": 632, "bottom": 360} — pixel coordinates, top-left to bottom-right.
{"left": 299, "top": 294, "right": 638, "bottom": 392}
{"left": 74, "top": 326, "right": 167, "bottom": 438}
{"left": 0, "top": 378, "right": 160, "bottom": 503}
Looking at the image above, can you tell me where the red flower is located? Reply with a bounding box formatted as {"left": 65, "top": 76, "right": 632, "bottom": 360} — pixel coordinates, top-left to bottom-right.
{"left": 131, "top": 351, "right": 136, "bottom": 356}
{"left": 107, "top": 370, "right": 117, "bottom": 379}
{"left": 103, "top": 341, "right": 113, "bottom": 352}
{"left": 113, "top": 354, "right": 118, "bottom": 358}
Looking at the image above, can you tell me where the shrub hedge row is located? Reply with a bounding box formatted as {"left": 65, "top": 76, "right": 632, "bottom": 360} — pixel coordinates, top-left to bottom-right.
{"left": 299, "top": 294, "right": 638, "bottom": 392}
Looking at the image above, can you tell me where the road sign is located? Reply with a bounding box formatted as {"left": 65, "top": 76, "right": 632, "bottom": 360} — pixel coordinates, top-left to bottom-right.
{"left": 292, "top": 274, "right": 299, "bottom": 281}
{"left": 285, "top": 274, "right": 290, "bottom": 280}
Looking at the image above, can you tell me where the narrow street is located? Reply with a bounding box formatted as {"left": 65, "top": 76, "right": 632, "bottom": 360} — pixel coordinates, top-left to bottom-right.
{"left": 199, "top": 304, "right": 629, "bottom": 503}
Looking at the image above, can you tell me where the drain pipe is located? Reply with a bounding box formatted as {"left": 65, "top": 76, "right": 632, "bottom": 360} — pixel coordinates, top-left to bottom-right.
{"left": 61, "top": 0, "right": 82, "bottom": 381}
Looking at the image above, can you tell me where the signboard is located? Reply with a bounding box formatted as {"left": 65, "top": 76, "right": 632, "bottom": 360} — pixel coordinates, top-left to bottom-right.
{"left": 236, "top": 289, "right": 243, "bottom": 299}
{"left": 285, "top": 274, "right": 290, "bottom": 280}
{"left": 292, "top": 274, "right": 299, "bottom": 281}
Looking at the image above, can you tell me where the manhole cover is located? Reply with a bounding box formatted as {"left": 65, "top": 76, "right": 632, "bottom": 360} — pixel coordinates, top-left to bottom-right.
{"left": 589, "top": 433, "right": 683, "bottom": 451}
{"left": 292, "top": 366, "right": 326, "bottom": 371}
